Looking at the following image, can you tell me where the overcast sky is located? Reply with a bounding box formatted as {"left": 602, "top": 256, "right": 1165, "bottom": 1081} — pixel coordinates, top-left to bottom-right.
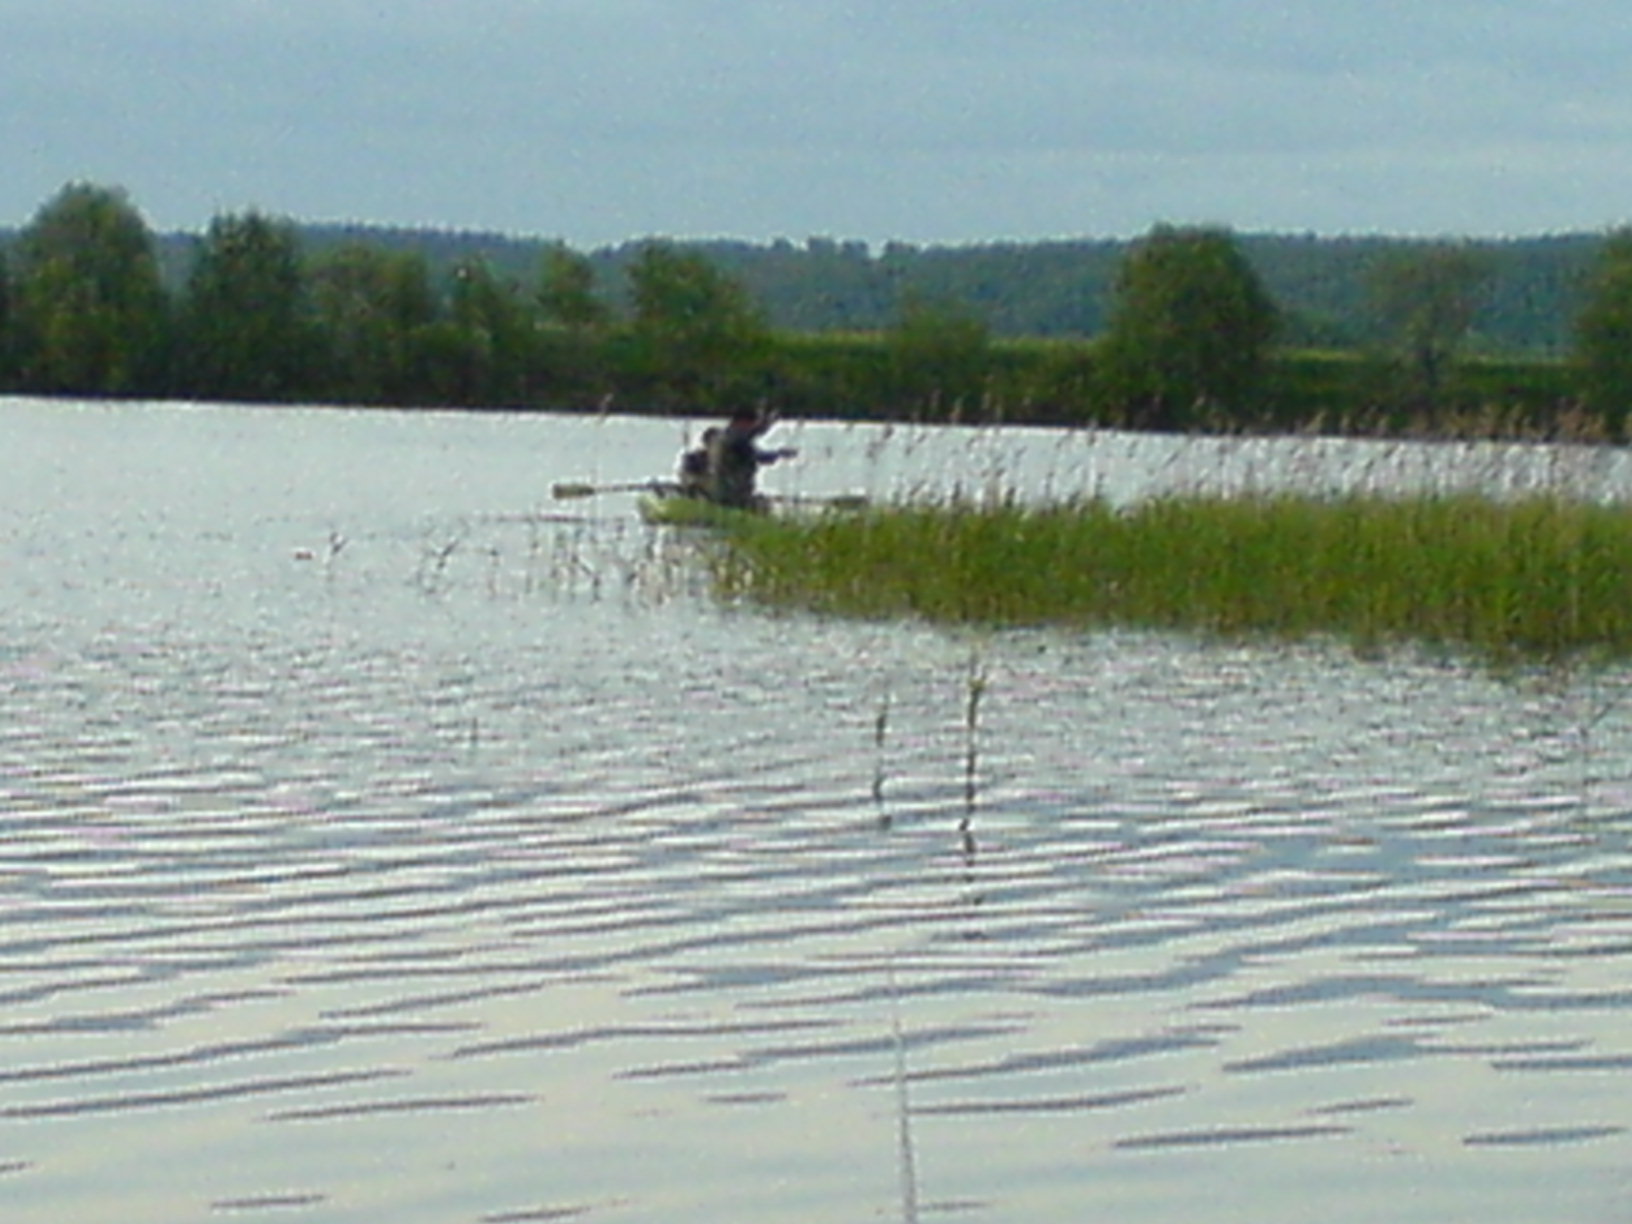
{"left": 8, "top": 0, "right": 1632, "bottom": 248}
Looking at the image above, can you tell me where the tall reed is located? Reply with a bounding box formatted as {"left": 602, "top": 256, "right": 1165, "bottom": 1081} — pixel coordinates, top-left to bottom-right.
{"left": 713, "top": 493, "right": 1632, "bottom": 661}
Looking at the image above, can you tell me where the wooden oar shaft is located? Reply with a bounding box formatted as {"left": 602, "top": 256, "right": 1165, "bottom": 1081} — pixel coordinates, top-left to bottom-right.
{"left": 765, "top": 493, "right": 870, "bottom": 511}
{"left": 552, "top": 480, "right": 671, "bottom": 499}
{"left": 553, "top": 481, "right": 866, "bottom": 511}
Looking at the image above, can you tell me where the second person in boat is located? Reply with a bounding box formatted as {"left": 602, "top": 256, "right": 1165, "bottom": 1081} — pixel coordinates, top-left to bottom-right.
{"left": 694, "top": 406, "right": 798, "bottom": 510}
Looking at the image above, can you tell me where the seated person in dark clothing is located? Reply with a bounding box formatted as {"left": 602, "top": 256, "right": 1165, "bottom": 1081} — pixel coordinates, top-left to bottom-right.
{"left": 704, "top": 408, "right": 797, "bottom": 509}
{"left": 676, "top": 428, "right": 719, "bottom": 498}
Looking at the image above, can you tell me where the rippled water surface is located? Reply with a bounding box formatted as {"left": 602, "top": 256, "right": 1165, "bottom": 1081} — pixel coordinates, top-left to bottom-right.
{"left": 5, "top": 398, "right": 1632, "bottom": 1223}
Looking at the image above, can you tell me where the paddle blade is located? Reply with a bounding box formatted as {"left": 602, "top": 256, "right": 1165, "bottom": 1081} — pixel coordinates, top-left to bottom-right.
{"left": 825, "top": 494, "right": 870, "bottom": 512}
{"left": 551, "top": 482, "right": 599, "bottom": 499}
{"left": 765, "top": 493, "right": 870, "bottom": 512}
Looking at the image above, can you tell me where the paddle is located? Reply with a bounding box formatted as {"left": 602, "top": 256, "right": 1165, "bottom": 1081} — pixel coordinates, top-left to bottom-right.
{"left": 553, "top": 480, "right": 867, "bottom": 514}
{"left": 551, "top": 480, "right": 675, "bottom": 500}
{"left": 553, "top": 480, "right": 863, "bottom": 508}
{"left": 766, "top": 493, "right": 870, "bottom": 512}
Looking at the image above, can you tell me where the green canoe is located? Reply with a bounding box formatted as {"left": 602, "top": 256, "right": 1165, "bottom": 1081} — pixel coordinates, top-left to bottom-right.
{"left": 636, "top": 493, "right": 763, "bottom": 528}
{"left": 637, "top": 490, "right": 869, "bottom": 527}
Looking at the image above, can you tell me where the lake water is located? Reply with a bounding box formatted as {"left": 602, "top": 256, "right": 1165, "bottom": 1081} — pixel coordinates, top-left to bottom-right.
{"left": 5, "top": 397, "right": 1632, "bottom": 1224}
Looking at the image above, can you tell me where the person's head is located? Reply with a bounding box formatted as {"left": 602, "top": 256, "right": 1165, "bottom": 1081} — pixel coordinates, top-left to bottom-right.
{"left": 728, "top": 405, "right": 771, "bottom": 436}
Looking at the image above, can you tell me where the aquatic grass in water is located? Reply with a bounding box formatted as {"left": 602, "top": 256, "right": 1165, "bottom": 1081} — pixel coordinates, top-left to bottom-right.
{"left": 714, "top": 493, "right": 1632, "bottom": 659}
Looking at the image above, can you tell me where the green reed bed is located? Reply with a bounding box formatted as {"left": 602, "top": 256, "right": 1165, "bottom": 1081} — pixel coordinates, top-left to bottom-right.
{"left": 713, "top": 493, "right": 1632, "bottom": 659}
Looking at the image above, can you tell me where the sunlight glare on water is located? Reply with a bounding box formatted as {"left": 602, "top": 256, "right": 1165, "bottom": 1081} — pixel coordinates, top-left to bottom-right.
{"left": 3, "top": 398, "right": 1632, "bottom": 1223}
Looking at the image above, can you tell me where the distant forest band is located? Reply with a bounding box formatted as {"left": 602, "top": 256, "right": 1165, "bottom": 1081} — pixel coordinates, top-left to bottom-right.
{"left": 3, "top": 181, "right": 1632, "bottom": 439}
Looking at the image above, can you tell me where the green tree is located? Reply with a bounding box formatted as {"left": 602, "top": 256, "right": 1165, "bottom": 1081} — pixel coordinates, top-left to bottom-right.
{"left": 535, "top": 245, "right": 612, "bottom": 403}
{"left": 885, "top": 292, "right": 991, "bottom": 419}
{"left": 12, "top": 183, "right": 170, "bottom": 395}
{"left": 1573, "top": 228, "right": 1632, "bottom": 439}
{"left": 309, "top": 245, "right": 438, "bottom": 404}
{"left": 1368, "top": 243, "right": 1491, "bottom": 413}
{"left": 1096, "top": 224, "right": 1278, "bottom": 430}
{"left": 624, "top": 242, "right": 768, "bottom": 409}
{"left": 179, "top": 211, "right": 316, "bottom": 401}
{"left": 0, "top": 249, "right": 14, "bottom": 386}
{"left": 442, "top": 257, "right": 535, "bottom": 405}
{"left": 537, "top": 245, "right": 609, "bottom": 330}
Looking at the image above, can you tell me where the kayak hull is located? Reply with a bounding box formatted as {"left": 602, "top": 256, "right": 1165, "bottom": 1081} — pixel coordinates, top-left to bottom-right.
{"left": 636, "top": 493, "right": 763, "bottom": 528}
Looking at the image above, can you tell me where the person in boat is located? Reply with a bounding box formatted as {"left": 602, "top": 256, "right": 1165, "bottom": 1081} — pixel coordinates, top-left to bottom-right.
{"left": 676, "top": 428, "right": 719, "bottom": 498}
{"left": 703, "top": 407, "right": 797, "bottom": 510}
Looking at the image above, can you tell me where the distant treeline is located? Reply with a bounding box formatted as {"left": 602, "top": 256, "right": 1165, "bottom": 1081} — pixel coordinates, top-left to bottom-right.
{"left": 3, "top": 181, "right": 1631, "bottom": 437}
{"left": 140, "top": 222, "right": 1602, "bottom": 355}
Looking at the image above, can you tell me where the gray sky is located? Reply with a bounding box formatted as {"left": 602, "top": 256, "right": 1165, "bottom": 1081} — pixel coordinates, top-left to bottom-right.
{"left": 8, "top": 0, "right": 1632, "bottom": 247}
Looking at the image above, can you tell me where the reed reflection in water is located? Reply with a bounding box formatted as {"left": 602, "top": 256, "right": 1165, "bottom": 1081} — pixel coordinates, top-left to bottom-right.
{"left": 2, "top": 398, "right": 1632, "bottom": 1224}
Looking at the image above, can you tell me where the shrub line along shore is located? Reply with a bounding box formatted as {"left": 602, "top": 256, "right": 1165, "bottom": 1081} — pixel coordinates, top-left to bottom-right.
{"left": 6, "top": 184, "right": 1631, "bottom": 442}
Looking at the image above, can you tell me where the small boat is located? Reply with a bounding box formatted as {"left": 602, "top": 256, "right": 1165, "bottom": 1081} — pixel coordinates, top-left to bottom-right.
{"left": 636, "top": 489, "right": 869, "bottom": 528}
{"left": 553, "top": 477, "right": 866, "bottom": 526}
{"left": 636, "top": 491, "right": 763, "bottom": 528}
